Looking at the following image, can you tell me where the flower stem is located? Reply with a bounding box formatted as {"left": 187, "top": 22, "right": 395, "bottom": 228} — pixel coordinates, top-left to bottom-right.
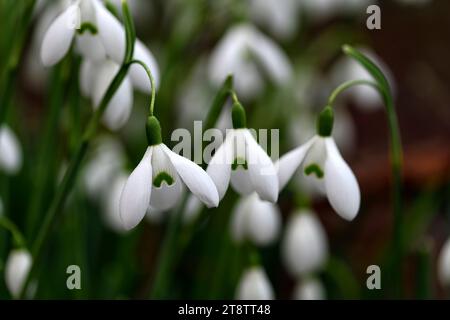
{"left": 129, "top": 59, "right": 156, "bottom": 116}
{"left": 339, "top": 45, "right": 404, "bottom": 297}
{"left": 0, "top": 216, "right": 26, "bottom": 249}
{"left": 327, "top": 79, "right": 379, "bottom": 107}
{"left": 18, "top": 0, "right": 136, "bottom": 299}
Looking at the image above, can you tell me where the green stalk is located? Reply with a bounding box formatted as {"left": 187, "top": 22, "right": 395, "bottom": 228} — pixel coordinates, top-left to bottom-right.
{"left": 0, "top": 216, "right": 26, "bottom": 249}
{"left": 18, "top": 0, "right": 136, "bottom": 299}
{"left": 334, "top": 45, "right": 404, "bottom": 297}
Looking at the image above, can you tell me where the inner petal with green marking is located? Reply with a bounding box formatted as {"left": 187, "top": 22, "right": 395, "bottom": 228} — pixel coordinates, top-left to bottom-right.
{"left": 232, "top": 157, "right": 248, "bottom": 170}
{"left": 304, "top": 163, "right": 324, "bottom": 179}
{"left": 153, "top": 171, "right": 175, "bottom": 187}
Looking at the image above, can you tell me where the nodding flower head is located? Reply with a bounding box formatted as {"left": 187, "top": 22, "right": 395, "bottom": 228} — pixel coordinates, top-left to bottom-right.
{"left": 0, "top": 125, "right": 23, "bottom": 175}
{"left": 5, "top": 249, "right": 32, "bottom": 298}
{"left": 119, "top": 117, "right": 219, "bottom": 230}
{"left": 277, "top": 107, "right": 360, "bottom": 221}
{"left": 235, "top": 266, "right": 274, "bottom": 300}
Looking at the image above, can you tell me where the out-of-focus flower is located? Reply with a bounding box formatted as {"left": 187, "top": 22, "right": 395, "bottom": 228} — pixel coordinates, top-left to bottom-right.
{"left": 293, "top": 277, "right": 326, "bottom": 300}
{"left": 120, "top": 142, "right": 219, "bottom": 230}
{"left": 207, "top": 128, "right": 278, "bottom": 203}
{"left": 0, "top": 125, "right": 23, "bottom": 175}
{"left": 330, "top": 47, "right": 395, "bottom": 111}
{"left": 82, "top": 136, "right": 125, "bottom": 199}
{"left": 248, "top": 0, "right": 300, "bottom": 40}
{"left": 235, "top": 266, "right": 274, "bottom": 300}
{"left": 277, "top": 113, "right": 360, "bottom": 221}
{"left": 282, "top": 210, "right": 328, "bottom": 277}
{"left": 5, "top": 249, "right": 32, "bottom": 298}
{"left": 230, "top": 193, "right": 281, "bottom": 246}
{"left": 209, "top": 24, "right": 292, "bottom": 100}
{"left": 438, "top": 237, "right": 450, "bottom": 287}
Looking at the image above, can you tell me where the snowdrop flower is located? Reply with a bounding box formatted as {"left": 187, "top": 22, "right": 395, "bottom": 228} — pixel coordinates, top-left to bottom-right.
{"left": 293, "top": 277, "right": 326, "bottom": 300}
{"left": 0, "top": 125, "right": 23, "bottom": 175}
{"left": 83, "top": 136, "right": 125, "bottom": 198}
{"left": 119, "top": 117, "right": 219, "bottom": 230}
{"left": 277, "top": 107, "right": 360, "bottom": 220}
{"left": 330, "top": 47, "right": 395, "bottom": 111}
{"left": 236, "top": 266, "right": 274, "bottom": 300}
{"left": 438, "top": 237, "right": 450, "bottom": 287}
{"left": 79, "top": 39, "right": 159, "bottom": 130}
{"left": 282, "top": 210, "right": 328, "bottom": 277}
{"left": 209, "top": 23, "right": 292, "bottom": 100}
{"left": 5, "top": 249, "right": 32, "bottom": 298}
{"left": 248, "top": 0, "right": 300, "bottom": 40}
{"left": 100, "top": 172, "right": 129, "bottom": 233}
{"left": 230, "top": 193, "right": 281, "bottom": 246}
{"left": 207, "top": 102, "right": 279, "bottom": 202}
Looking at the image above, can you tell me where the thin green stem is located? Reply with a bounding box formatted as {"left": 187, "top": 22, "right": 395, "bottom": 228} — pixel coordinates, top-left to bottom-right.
{"left": 18, "top": 0, "right": 136, "bottom": 299}
{"left": 203, "top": 75, "right": 234, "bottom": 133}
{"left": 327, "top": 79, "right": 379, "bottom": 107}
{"left": 341, "top": 45, "right": 404, "bottom": 297}
{"left": 129, "top": 59, "right": 156, "bottom": 116}
{"left": 0, "top": 216, "right": 26, "bottom": 249}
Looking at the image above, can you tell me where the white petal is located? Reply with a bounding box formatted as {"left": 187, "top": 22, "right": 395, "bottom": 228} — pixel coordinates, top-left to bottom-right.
{"left": 230, "top": 168, "right": 254, "bottom": 195}
{"left": 75, "top": 33, "right": 106, "bottom": 61}
{"left": 130, "top": 40, "right": 160, "bottom": 93}
{"left": 236, "top": 266, "right": 274, "bottom": 300}
{"left": 5, "top": 249, "right": 32, "bottom": 298}
{"left": 230, "top": 194, "right": 253, "bottom": 243}
{"left": 206, "top": 132, "right": 234, "bottom": 200}
{"left": 41, "top": 4, "right": 77, "bottom": 66}
{"left": 94, "top": 0, "right": 125, "bottom": 63}
{"left": 282, "top": 210, "right": 328, "bottom": 277}
{"left": 79, "top": 59, "right": 98, "bottom": 97}
{"left": 101, "top": 172, "right": 128, "bottom": 233}
{"left": 324, "top": 138, "right": 360, "bottom": 221}
{"left": 92, "top": 60, "right": 133, "bottom": 130}
{"left": 293, "top": 278, "right": 326, "bottom": 300}
{"left": 247, "top": 194, "right": 281, "bottom": 246}
{"left": 248, "top": 29, "right": 293, "bottom": 85}
{"left": 149, "top": 145, "right": 183, "bottom": 211}
{"left": 119, "top": 147, "right": 153, "bottom": 230}
{"left": 183, "top": 194, "right": 203, "bottom": 224}
{"left": 0, "top": 125, "right": 23, "bottom": 174}
{"left": 438, "top": 238, "right": 450, "bottom": 287}
{"left": 162, "top": 145, "right": 219, "bottom": 208}
{"left": 245, "top": 130, "right": 279, "bottom": 202}
{"left": 276, "top": 137, "right": 316, "bottom": 190}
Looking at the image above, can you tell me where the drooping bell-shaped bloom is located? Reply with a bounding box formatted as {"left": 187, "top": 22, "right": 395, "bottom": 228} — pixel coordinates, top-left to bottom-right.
{"left": 277, "top": 108, "right": 360, "bottom": 221}
{"left": 230, "top": 193, "right": 281, "bottom": 246}
{"left": 282, "top": 210, "right": 328, "bottom": 277}
{"left": 120, "top": 120, "right": 219, "bottom": 230}
{"left": 248, "top": 0, "right": 300, "bottom": 40}
{"left": 209, "top": 23, "right": 292, "bottom": 100}
{"left": 293, "top": 277, "right": 326, "bottom": 300}
{"left": 438, "top": 237, "right": 450, "bottom": 287}
{"left": 0, "top": 125, "right": 23, "bottom": 175}
{"left": 235, "top": 266, "right": 274, "bottom": 300}
{"left": 207, "top": 103, "right": 278, "bottom": 202}
{"left": 5, "top": 249, "right": 32, "bottom": 298}
{"left": 330, "top": 47, "right": 395, "bottom": 111}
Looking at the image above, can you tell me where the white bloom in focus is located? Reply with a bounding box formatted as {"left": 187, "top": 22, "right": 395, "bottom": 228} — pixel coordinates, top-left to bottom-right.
{"left": 236, "top": 266, "right": 274, "bottom": 300}
{"left": 0, "top": 125, "right": 23, "bottom": 175}
{"left": 209, "top": 24, "right": 292, "bottom": 100}
{"left": 282, "top": 210, "right": 328, "bottom": 277}
{"left": 293, "top": 277, "right": 326, "bottom": 300}
{"left": 207, "top": 129, "right": 279, "bottom": 202}
{"left": 231, "top": 193, "right": 281, "bottom": 246}
{"left": 277, "top": 131, "right": 360, "bottom": 221}
{"left": 5, "top": 249, "right": 32, "bottom": 298}
{"left": 330, "top": 47, "right": 395, "bottom": 111}
{"left": 438, "top": 237, "right": 450, "bottom": 287}
{"left": 248, "top": 0, "right": 300, "bottom": 40}
{"left": 120, "top": 144, "right": 219, "bottom": 230}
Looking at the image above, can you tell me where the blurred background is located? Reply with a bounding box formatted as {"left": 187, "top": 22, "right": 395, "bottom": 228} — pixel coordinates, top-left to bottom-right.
{"left": 0, "top": 0, "right": 449, "bottom": 299}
